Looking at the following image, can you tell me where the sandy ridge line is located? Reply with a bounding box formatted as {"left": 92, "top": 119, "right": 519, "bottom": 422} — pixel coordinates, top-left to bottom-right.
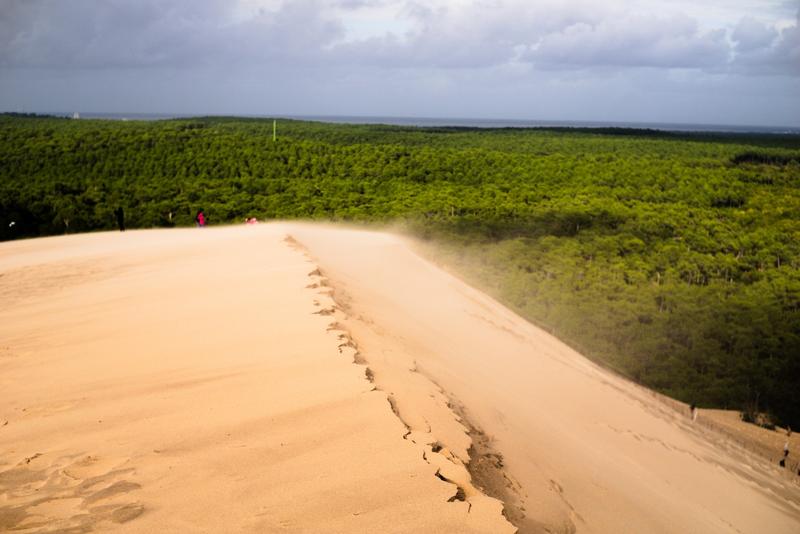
{"left": 286, "top": 235, "right": 520, "bottom": 533}
{"left": 277, "top": 224, "right": 800, "bottom": 533}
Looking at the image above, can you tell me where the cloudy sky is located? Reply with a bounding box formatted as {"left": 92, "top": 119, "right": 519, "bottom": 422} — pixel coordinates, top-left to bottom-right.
{"left": 1, "top": 0, "right": 799, "bottom": 126}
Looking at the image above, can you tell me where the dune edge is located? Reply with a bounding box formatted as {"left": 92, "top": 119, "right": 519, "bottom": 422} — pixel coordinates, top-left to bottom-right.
{"left": 287, "top": 233, "right": 523, "bottom": 533}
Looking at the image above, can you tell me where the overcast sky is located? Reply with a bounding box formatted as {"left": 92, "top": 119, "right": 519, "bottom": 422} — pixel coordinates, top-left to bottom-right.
{"left": 1, "top": 0, "right": 798, "bottom": 126}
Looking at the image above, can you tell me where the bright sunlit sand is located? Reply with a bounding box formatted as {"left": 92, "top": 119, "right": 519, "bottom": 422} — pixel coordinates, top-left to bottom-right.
{"left": 1, "top": 224, "right": 799, "bottom": 533}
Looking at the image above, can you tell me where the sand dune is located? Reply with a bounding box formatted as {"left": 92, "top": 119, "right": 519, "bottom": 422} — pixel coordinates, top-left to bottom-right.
{"left": 0, "top": 226, "right": 512, "bottom": 533}
{"left": 1, "top": 224, "right": 799, "bottom": 533}
{"left": 289, "top": 224, "right": 800, "bottom": 534}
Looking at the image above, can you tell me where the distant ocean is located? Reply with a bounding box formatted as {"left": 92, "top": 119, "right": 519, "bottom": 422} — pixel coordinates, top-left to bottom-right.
{"left": 49, "top": 112, "right": 800, "bottom": 135}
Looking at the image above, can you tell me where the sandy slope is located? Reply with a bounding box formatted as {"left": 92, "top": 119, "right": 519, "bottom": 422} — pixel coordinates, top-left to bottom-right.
{"left": 2, "top": 224, "right": 799, "bottom": 533}
{"left": 289, "top": 224, "right": 800, "bottom": 534}
{"left": 0, "top": 226, "right": 512, "bottom": 533}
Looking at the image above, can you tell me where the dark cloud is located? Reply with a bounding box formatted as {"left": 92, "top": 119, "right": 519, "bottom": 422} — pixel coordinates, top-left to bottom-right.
{"left": 0, "top": 0, "right": 344, "bottom": 68}
{"left": 328, "top": 3, "right": 796, "bottom": 76}
{"left": 524, "top": 13, "right": 730, "bottom": 69}
{"left": 326, "top": 1, "right": 610, "bottom": 69}
{"left": 732, "top": 17, "right": 779, "bottom": 51}
{"left": 731, "top": 10, "right": 800, "bottom": 76}
{"left": 2, "top": 0, "right": 798, "bottom": 77}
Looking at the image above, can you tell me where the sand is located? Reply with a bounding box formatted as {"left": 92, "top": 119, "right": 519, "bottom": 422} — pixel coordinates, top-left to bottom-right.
{"left": 0, "top": 226, "right": 512, "bottom": 533}
{"left": 1, "top": 224, "right": 799, "bottom": 533}
{"left": 289, "top": 224, "right": 800, "bottom": 534}
{"left": 698, "top": 409, "right": 799, "bottom": 471}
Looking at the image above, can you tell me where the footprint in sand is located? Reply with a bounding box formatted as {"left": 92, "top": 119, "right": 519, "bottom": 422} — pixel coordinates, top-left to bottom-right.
{"left": 0, "top": 452, "right": 144, "bottom": 532}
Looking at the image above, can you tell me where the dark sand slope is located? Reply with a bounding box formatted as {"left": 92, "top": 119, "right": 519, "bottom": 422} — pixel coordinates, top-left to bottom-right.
{"left": 290, "top": 224, "right": 800, "bottom": 534}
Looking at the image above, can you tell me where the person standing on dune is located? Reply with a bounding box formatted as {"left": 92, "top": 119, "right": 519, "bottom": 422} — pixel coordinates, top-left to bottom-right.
{"left": 196, "top": 210, "right": 206, "bottom": 228}
{"left": 114, "top": 207, "right": 125, "bottom": 232}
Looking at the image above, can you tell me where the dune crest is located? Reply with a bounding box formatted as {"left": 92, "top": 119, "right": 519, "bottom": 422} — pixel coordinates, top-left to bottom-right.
{"left": 287, "top": 235, "right": 517, "bottom": 531}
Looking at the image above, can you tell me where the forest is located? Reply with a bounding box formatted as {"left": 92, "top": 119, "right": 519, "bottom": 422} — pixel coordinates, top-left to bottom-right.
{"left": 1, "top": 113, "right": 798, "bottom": 427}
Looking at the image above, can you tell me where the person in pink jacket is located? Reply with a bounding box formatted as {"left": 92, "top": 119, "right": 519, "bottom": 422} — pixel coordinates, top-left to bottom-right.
{"left": 195, "top": 210, "right": 206, "bottom": 228}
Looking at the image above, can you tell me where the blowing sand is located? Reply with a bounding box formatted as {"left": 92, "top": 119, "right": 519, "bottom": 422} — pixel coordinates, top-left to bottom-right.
{"left": 1, "top": 224, "right": 799, "bottom": 533}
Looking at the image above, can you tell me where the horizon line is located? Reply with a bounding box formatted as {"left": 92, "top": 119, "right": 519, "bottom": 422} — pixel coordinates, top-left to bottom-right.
{"left": 5, "top": 110, "right": 800, "bottom": 134}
